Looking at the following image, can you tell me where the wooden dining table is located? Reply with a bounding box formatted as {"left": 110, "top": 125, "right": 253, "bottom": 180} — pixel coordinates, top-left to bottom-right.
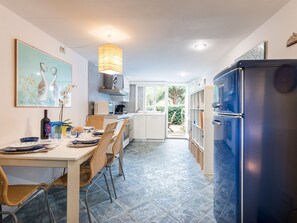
{"left": 0, "top": 137, "right": 123, "bottom": 223}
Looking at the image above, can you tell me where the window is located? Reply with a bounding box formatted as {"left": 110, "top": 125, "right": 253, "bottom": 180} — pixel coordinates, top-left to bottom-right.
{"left": 144, "top": 86, "right": 165, "bottom": 112}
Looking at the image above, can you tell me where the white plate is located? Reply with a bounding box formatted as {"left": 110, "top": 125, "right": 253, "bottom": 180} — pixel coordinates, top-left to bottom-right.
{"left": 67, "top": 142, "right": 98, "bottom": 148}
{"left": 0, "top": 147, "right": 48, "bottom": 154}
{"left": 9, "top": 142, "right": 40, "bottom": 148}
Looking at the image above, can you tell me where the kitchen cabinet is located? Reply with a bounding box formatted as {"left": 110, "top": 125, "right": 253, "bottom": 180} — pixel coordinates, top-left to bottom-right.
{"left": 133, "top": 115, "right": 146, "bottom": 139}
{"left": 146, "top": 115, "right": 165, "bottom": 139}
{"left": 103, "top": 114, "right": 134, "bottom": 149}
{"left": 134, "top": 113, "right": 165, "bottom": 140}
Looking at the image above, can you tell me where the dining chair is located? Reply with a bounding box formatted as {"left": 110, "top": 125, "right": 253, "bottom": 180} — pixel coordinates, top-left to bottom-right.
{"left": 0, "top": 166, "right": 52, "bottom": 223}
{"left": 168, "top": 111, "right": 176, "bottom": 132}
{"left": 105, "top": 119, "right": 129, "bottom": 199}
{"left": 48, "top": 122, "right": 117, "bottom": 223}
{"left": 86, "top": 115, "right": 104, "bottom": 130}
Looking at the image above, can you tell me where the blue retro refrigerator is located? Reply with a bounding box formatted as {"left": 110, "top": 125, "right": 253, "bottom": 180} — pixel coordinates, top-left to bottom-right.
{"left": 212, "top": 60, "right": 297, "bottom": 223}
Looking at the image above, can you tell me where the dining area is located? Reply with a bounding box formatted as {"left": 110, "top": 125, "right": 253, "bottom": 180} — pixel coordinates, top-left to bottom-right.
{"left": 0, "top": 118, "right": 128, "bottom": 223}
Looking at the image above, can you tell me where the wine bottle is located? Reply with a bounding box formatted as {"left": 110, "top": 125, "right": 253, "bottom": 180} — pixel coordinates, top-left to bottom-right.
{"left": 41, "top": 109, "right": 51, "bottom": 139}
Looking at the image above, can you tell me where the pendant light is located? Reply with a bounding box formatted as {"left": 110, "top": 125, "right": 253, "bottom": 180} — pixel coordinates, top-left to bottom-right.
{"left": 98, "top": 43, "right": 123, "bottom": 75}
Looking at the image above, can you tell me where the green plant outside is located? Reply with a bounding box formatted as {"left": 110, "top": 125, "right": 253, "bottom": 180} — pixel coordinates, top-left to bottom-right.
{"left": 156, "top": 105, "right": 185, "bottom": 125}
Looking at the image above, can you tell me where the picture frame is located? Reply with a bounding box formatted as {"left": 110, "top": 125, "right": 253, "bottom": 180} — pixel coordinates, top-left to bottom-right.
{"left": 15, "top": 39, "right": 72, "bottom": 107}
{"left": 235, "top": 41, "right": 267, "bottom": 62}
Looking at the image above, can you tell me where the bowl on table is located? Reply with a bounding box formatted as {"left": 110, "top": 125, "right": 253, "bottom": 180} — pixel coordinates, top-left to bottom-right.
{"left": 92, "top": 130, "right": 104, "bottom": 136}
{"left": 20, "top": 137, "right": 39, "bottom": 143}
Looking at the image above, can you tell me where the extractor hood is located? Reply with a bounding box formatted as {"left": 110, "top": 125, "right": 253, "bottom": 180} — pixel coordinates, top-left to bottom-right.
{"left": 99, "top": 87, "right": 127, "bottom": 96}
{"left": 99, "top": 74, "right": 127, "bottom": 96}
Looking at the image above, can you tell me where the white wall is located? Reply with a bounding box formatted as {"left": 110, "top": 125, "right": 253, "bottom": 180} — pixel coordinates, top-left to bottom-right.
{"left": 0, "top": 4, "right": 89, "bottom": 184}
{"left": 208, "top": 0, "right": 297, "bottom": 81}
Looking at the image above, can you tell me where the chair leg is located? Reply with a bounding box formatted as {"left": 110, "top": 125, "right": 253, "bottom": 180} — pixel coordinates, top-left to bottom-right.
{"left": 118, "top": 157, "right": 126, "bottom": 181}
{"left": 43, "top": 189, "right": 55, "bottom": 223}
{"left": 102, "top": 172, "right": 113, "bottom": 203}
{"left": 84, "top": 189, "right": 92, "bottom": 223}
{"left": 108, "top": 167, "right": 117, "bottom": 199}
{"left": 0, "top": 211, "right": 18, "bottom": 223}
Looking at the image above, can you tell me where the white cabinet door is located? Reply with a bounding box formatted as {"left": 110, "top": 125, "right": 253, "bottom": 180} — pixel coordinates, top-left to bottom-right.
{"left": 146, "top": 115, "right": 165, "bottom": 139}
{"left": 133, "top": 115, "right": 146, "bottom": 139}
{"left": 123, "top": 77, "right": 130, "bottom": 92}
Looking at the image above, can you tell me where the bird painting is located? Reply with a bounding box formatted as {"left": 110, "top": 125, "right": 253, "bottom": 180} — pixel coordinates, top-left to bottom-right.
{"left": 49, "top": 67, "right": 58, "bottom": 102}
{"left": 38, "top": 63, "right": 49, "bottom": 101}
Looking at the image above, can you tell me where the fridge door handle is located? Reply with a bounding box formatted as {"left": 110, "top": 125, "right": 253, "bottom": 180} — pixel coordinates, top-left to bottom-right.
{"left": 212, "top": 120, "right": 222, "bottom": 126}
{"left": 212, "top": 102, "right": 222, "bottom": 108}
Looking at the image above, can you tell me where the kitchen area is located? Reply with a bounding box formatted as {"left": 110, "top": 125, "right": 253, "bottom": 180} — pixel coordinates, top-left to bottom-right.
{"left": 88, "top": 68, "right": 166, "bottom": 149}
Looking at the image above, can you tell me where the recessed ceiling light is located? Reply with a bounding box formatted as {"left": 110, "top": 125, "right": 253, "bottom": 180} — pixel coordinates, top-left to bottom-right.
{"left": 194, "top": 42, "right": 207, "bottom": 50}
{"left": 180, "top": 72, "right": 187, "bottom": 77}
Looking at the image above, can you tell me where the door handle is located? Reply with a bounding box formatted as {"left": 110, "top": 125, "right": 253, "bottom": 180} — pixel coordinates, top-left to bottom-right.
{"left": 212, "top": 120, "right": 222, "bottom": 126}
{"left": 212, "top": 102, "right": 222, "bottom": 108}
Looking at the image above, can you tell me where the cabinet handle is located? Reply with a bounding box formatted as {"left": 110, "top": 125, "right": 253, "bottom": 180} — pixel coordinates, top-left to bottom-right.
{"left": 212, "top": 120, "right": 222, "bottom": 126}
{"left": 212, "top": 102, "right": 222, "bottom": 108}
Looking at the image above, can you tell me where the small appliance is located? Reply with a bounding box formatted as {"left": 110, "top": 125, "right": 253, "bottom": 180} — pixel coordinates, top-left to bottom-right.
{"left": 94, "top": 101, "right": 115, "bottom": 115}
{"left": 115, "top": 104, "right": 126, "bottom": 114}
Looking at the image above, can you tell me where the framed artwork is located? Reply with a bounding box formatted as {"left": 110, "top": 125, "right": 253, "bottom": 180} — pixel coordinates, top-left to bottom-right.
{"left": 235, "top": 41, "right": 267, "bottom": 62}
{"left": 15, "top": 39, "right": 72, "bottom": 107}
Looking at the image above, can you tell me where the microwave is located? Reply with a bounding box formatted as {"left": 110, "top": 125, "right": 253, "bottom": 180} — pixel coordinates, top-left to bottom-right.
{"left": 94, "top": 101, "right": 115, "bottom": 115}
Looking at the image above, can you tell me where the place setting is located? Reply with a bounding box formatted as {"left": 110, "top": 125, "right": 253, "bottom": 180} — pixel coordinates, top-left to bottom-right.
{"left": 66, "top": 126, "right": 102, "bottom": 148}
{"left": 0, "top": 137, "right": 60, "bottom": 154}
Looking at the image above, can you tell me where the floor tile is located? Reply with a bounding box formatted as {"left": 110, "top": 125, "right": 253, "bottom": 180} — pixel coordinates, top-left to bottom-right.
{"left": 90, "top": 200, "right": 125, "bottom": 222}
{"left": 116, "top": 191, "right": 147, "bottom": 210}
{"left": 197, "top": 215, "right": 217, "bottom": 223}
{"left": 104, "top": 212, "right": 138, "bottom": 223}
{"left": 150, "top": 213, "right": 180, "bottom": 223}
{"left": 128, "top": 201, "right": 166, "bottom": 222}
{"left": 9, "top": 139, "right": 215, "bottom": 223}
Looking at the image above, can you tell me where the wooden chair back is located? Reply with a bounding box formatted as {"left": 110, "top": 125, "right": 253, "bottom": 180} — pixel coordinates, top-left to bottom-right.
{"left": 170, "top": 111, "right": 177, "bottom": 124}
{"left": 86, "top": 115, "right": 104, "bottom": 130}
{"left": 89, "top": 122, "right": 117, "bottom": 179}
{"left": 111, "top": 119, "right": 129, "bottom": 157}
{"left": 0, "top": 166, "right": 9, "bottom": 205}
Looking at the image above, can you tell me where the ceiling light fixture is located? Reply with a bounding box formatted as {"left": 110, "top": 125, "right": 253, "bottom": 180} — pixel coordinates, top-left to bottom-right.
{"left": 90, "top": 25, "right": 130, "bottom": 42}
{"left": 194, "top": 42, "right": 207, "bottom": 50}
{"left": 98, "top": 43, "right": 123, "bottom": 75}
{"left": 180, "top": 72, "right": 187, "bottom": 77}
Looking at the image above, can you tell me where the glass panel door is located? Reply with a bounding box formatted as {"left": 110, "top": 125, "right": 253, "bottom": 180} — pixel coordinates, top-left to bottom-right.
{"left": 167, "top": 85, "right": 186, "bottom": 138}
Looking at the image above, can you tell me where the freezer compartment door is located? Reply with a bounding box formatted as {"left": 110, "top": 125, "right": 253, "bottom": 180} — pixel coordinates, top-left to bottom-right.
{"left": 213, "top": 68, "right": 243, "bottom": 114}
{"left": 213, "top": 115, "right": 242, "bottom": 223}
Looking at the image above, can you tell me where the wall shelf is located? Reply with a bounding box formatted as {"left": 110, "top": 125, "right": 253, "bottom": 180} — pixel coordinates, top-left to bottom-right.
{"left": 188, "top": 85, "right": 214, "bottom": 175}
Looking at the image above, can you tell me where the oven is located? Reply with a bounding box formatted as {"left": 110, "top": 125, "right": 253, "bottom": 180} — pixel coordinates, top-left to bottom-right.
{"left": 123, "top": 118, "right": 130, "bottom": 148}
{"left": 122, "top": 116, "right": 134, "bottom": 148}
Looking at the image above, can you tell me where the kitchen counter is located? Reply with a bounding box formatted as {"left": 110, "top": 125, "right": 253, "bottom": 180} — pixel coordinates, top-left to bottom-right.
{"left": 133, "top": 112, "right": 166, "bottom": 140}
{"left": 134, "top": 112, "right": 165, "bottom": 116}
{"left": 103, "top": 113, "right": 134, "bottom": 120}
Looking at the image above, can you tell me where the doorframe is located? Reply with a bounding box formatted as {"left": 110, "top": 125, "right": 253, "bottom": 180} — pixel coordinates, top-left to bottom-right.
{"left": 166, "top": 83, "right": 188, "bottom": 138}
{"left": 131, "top": 81, "right": 188, "bottom": 139}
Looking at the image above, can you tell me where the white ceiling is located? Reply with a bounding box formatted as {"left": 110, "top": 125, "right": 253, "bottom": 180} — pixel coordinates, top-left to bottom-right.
{"left": 0, "top": 0, "right": 289, "bottom": 82}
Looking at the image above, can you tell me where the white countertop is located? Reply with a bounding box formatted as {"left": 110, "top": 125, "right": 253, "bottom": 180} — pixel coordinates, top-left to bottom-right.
{"left": 133, "top": 112, "right": 165, "bottom": 116}
{"left": 103, "top": 113, "right": 135, "bottom": 120}
{"left": 103, "top": 112, "right": 165, "bottom": 119}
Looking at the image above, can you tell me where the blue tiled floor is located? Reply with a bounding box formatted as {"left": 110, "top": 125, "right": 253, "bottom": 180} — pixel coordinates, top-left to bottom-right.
{"left": 5, "top": 139, "right": 215, "bottom": 223}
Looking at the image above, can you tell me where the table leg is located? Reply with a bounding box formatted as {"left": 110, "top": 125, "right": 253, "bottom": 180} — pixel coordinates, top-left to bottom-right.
{"left": 119, "top": 140, "right": 123, "bottom": 175}
{"left": 66, "top": 161, "right": 80, "bottom": 223}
